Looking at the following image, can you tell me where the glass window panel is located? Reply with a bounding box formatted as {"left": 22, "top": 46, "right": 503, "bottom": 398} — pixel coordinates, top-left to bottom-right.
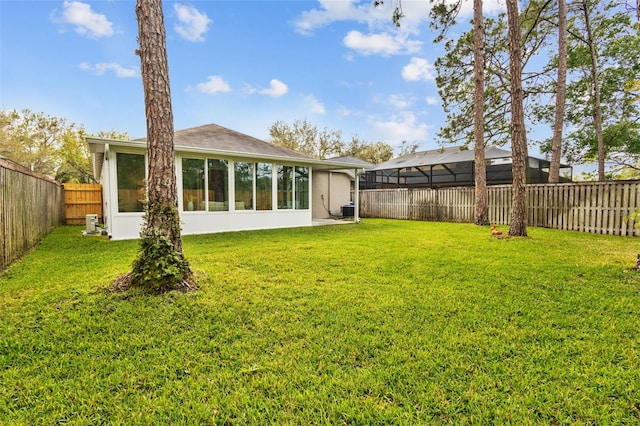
{"left": 234, "top": 162, "right": 254, "bottom": 210}
{"left": 295, "top": 166, "right": 309, "bottom": 209}
{"left": 116, "top": 152, "right": 145, "bottom": 213}
{"left": 277, "top": 165, "right": 293, "bottom": 209}
{"left": 207, "top": 159, "right": 229, "bottom": 211}
{"left": 182, "top": 158, "right": 205, "bottom": 211}
{"left": 256, "top": 163, "right": 272, "bottom": 211}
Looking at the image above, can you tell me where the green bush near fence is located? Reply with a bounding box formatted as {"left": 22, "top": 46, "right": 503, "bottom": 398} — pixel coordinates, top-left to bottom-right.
{"left": 1, "top": 220, "right": 639, "bottom": 424}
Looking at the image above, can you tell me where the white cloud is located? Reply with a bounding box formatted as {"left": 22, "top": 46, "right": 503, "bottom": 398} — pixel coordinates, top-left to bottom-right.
{"left": 426, "top": 96, "right": 439, "bottom": 105}
{"left": 293, "top": 0, "right": 437, "bottom": 35}
{"left": 196, "top": 76, "right": 231, "bottom": 95}
{"left": 79, "top": 62, "right": 137, "bottom": 78}
{"left": 60, "top": 1, "right": 113, "bottom": 38}
{"left": 337, "top": 105, "right": 353, "bottom": 117}
{"left": 293, "top": 0, "right": 505, "bottom": 37}
{"left": 304, "top": 94, "right": 326, "bottom": 115}
{"left": 402, "top": 57, "right": 435, "bottom": 81}
{"left": 459, "top": 0, "right": 505, "bottom": 16}
{"left": 174, "top": 3, "right": 211, "bottom": 42}
{"left": 294, "top": 0, "right": 377, "bottom": 35}
{"left": 343, "top": 30, "right": 421, "bottom": 56}
{"left": 370, "top": 111, "right": 431, "bottom": 143}
{"left": 337, "top": 105, "right": 364, "bottom": 118}
{"left": 241, "top": 83, "right": 257, "bottom": 95}
{"left": 259, "top": 79, "right": 289, "bottom": 97}
{"left": 389, "top": 94, "right": 414, "bottom": 109}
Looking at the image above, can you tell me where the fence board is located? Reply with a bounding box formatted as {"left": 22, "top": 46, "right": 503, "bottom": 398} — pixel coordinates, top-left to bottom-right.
{"left": 1, "top": 158, "right": 64, "bottom": 271}
{"left": 63, "top": 183, "right": 103, "bottom": 225}
{"left": 360, "top": 181, "right": 640, "bottom": 237}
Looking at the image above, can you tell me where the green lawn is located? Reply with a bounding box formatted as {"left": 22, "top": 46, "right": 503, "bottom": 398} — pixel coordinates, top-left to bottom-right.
{"left": 1, "top": 220, "right": 639, "bottom": 424}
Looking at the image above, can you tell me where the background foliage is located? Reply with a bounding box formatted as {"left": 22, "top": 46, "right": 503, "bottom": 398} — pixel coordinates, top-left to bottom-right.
{"left": 0, "top": 108, "right": 128, "bottom": 182}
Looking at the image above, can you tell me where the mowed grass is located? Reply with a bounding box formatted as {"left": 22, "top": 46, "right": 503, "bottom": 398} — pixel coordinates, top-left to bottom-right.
{"left": 1, "top": 219, "right": 639, "bottom": 424}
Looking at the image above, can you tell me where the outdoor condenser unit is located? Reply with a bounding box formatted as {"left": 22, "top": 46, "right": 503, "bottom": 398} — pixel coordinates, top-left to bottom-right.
{"left": 85, "top": 214, "right": 99, "bottom": 234}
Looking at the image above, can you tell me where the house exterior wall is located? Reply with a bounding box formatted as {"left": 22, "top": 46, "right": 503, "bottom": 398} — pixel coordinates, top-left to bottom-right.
{"left": 101, "top": 145, "right": 315, "bottom": 240}
{"left": 311, "top": 171, "right": 352, "bottom": 219}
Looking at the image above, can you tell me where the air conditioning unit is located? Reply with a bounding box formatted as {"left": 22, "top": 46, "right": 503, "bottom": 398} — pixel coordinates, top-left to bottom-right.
{"left": 85, "top": 214, "right": 99, "bottom": 234}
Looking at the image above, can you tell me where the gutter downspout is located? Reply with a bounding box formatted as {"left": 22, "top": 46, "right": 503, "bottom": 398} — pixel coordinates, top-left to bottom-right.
{"left": 328, "top": 171, "right": 332, "bottom": 216}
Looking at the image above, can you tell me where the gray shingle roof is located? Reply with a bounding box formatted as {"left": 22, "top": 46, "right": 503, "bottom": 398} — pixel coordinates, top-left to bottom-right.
{"left": 87, "top": 122, "right": 370, "bottom": 171}
{"left": 326, "top": 156, "right": 375, "bottom": 167}
{"left": 135, "top": 123, "right": 313, "bottom": 161}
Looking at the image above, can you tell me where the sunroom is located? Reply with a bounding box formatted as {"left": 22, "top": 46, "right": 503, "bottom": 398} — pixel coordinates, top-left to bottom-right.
{"left": 87, "top": 123, "right": 369, "bottom": 240}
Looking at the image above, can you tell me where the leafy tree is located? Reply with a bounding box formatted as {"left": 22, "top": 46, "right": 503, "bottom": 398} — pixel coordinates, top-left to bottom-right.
{"left": 435, "top": 1, "right": 557, "bottom": 148}
{"left": 0, "top": 109, "right": 70, "bottom": 176}
{"left": 566, "top": 121, "right": 640, "bottom": 177}
{"left": 431, "top": 0, "right": 560, "bottom": 228}
{"left": 117, "top": 0, "right": 194, "bottom": 293}
{"left": 380, "top": 0, "right": 492, "bottom": 224}
{"left": 558, "top": 1, "right": 640, "bottom": 179}
{"left": 55, "top": 129, "right": 93, "bottom": 183}
{"left": 269, "top": 119, "right": 344, "bottom": 159}
{"left": 269, "top": 119, "right": 394, "bottom": 164}
{"left": 396, "top": 140, "right": 419, "bottom": 157}
{"left": 0, "top": 108, "right": 125, "bottom": 183}
{"left": 341, "top": 136, "right": 394, "bottom": 164}
{"left": 58, "top": 129, "right": 130, "bottom": 183}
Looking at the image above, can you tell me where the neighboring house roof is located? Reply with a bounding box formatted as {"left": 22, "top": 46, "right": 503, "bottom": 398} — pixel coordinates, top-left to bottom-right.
{"left": 86, "top": 122, "right": 370, "bottom": 179}
{"left": 327, "top": 155, "right": 375, "bottom": 167}
{"left": 371, "top": 146, "right": 513, "bottom": 171}
{"left": 325, "top": 155, "right": 375, "bottom": 179}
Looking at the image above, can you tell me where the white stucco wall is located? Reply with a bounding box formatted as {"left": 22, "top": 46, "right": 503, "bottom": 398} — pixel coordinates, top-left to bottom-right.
{"left": 102, "top": 147, "right": 317, "bottom": 240}
{"left": 311, "top": 171, "right": 352, "bottom": 219}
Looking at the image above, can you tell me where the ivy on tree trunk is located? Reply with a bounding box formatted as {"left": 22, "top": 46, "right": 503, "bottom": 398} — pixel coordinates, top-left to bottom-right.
{"left": 115, "top": 0, "right": 194, "bottom": 293}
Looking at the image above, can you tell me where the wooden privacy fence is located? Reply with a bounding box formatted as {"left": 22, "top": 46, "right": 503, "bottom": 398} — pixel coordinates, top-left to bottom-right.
{"left": 63, "top": 183, "right": 102, "bottom": 225}
{"left": 359, "top": 181, "right": 640, "bottom": 236}
{"left": 1, "top": 158, "right": 64, "bottom": 271}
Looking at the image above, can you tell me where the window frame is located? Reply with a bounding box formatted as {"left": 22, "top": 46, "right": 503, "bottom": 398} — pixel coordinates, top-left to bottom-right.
{"left": 207, "top": 158, "right": 230, "bottom": 212}
{"left": 115, "top": 151, "right": 146, "bottom": 214}
{"left": 234, "top": 161, "right": 255, "bottom": 211}
{"left": 182, "top": 157, "right": 206, "bottom": 212}
{"left": 294, "top": 166, "right": 310, "bottom": 210}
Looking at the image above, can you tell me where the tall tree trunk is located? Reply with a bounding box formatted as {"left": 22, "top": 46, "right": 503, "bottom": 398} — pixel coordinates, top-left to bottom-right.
{"left": 549, "top": 0, "right": 567, "bottom": 183}
{"left": 581, "top": 0, "right": 606, "bottom": 181}
{"left": 506, "top": 0, "right": 528, "bottom": 237}
{"left": 473, "top": 0, "right": 489, "bottom": 225}
{"left": 129, "top": 0, "right": 193, "bottom": 292}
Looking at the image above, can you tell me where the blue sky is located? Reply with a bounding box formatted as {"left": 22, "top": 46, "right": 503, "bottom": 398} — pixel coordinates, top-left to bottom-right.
{"left": 1, "top": 0, "right": 507, "bottom": 153}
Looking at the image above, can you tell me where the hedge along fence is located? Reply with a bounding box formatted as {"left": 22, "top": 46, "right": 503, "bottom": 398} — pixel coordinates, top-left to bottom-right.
{"left": 1, "top": 158, "right": 64, "bottom": 271}
{"left": 359, "top": 181, "right": 640, "bottom": 236}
